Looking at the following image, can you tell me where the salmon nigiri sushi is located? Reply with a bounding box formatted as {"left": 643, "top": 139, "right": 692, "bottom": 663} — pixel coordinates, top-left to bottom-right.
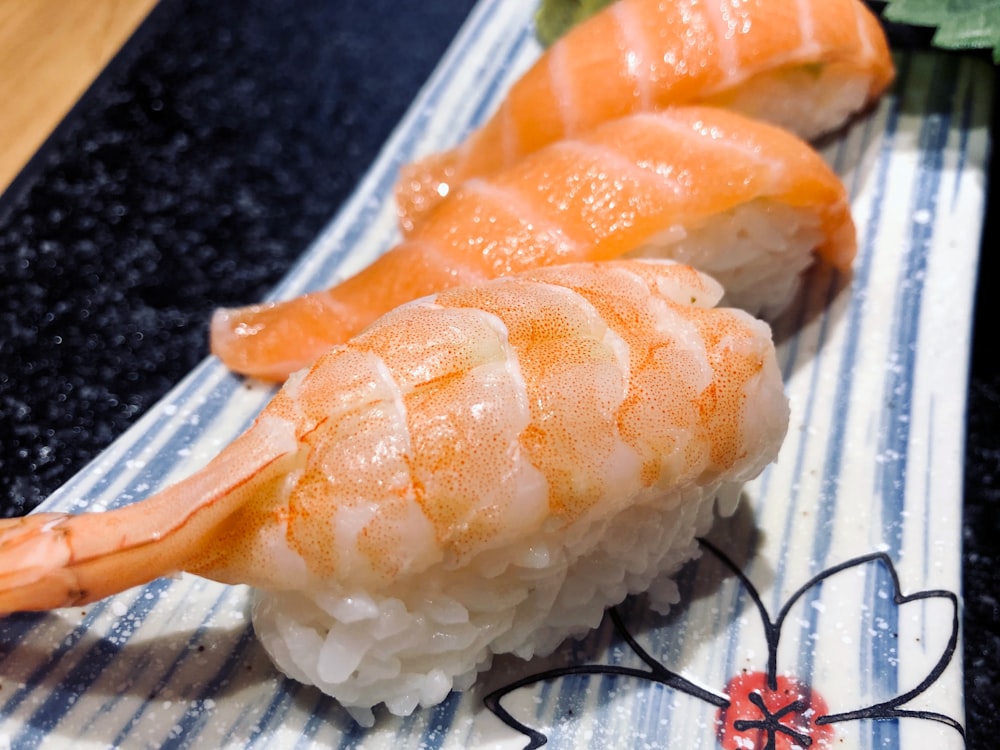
{"left": 395, "top": 0, "right": 893, "bottom": 232}
{"left": 212, "top": 106, "right": 854, "bottom": 381}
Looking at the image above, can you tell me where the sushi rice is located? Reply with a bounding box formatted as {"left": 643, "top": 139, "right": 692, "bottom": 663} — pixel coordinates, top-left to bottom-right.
{"left": 254, "top": 480, "right": 744, "bottom": 726}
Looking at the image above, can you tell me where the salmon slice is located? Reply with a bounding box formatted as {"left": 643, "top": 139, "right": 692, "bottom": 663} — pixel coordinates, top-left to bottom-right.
{"left": 211, "top": 106, "right": 854, "bottom": 381}
{"left": 395, "top": 0, "right": 893, "bottom": 232}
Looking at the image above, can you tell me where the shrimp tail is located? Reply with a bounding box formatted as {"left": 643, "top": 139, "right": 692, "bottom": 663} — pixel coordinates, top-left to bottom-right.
{"left": 0, "top": 513, "right": 88, "bottom": 612}
{"left": 0, "top": 506, "right": 190, "bottom": 613}
{"left": 0, "top": 416, "right": 299, "bottom": 614}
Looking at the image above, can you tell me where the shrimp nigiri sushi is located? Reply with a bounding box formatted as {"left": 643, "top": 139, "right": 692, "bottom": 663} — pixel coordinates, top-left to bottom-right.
{"left": 213, "top": 106, "right": 854, "bottom": 381}
{"left": 395, "top": 0, "right": 894, "bottom": 231}
{"left": 0, "top": 260, "right": 789, "bottom": 725}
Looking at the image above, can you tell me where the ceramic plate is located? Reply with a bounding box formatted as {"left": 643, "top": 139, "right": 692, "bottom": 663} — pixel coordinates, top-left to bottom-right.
{"left": 0, "top": 1, "right": 992, "bottom": 747}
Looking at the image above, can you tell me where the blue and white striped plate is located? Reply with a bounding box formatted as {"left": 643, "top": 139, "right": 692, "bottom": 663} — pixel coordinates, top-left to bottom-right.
{"left": 0, "top": 1, "right": 991, "bottom": 747}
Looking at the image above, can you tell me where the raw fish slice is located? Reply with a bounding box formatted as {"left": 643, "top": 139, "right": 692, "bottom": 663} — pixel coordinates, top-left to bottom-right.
{"left": 213, "top": 106, "right": 854, "bottom": 381}
{"left": 395, "top": 0, "right": 893, "bottom": 232}
{"left": 0, "top": 259, "right": 789, "bottom": 724}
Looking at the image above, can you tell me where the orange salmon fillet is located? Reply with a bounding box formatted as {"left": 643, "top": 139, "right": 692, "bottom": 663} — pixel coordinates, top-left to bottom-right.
{"left": 211, "top": 106, "right": 854, "bottom": 381}
{"left": 394, "top": 0, "right": 892, "bottom": 232}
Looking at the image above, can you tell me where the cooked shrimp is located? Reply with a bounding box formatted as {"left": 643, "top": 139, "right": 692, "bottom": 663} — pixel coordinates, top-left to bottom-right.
{"left": 395, "top": 0, "right": 894, "bottom": 231}
{"left": 0, "top": 260, "right": 788, "bottom": 720}
{"left": 213, "top": 106, "right": 854, "bottom": 381}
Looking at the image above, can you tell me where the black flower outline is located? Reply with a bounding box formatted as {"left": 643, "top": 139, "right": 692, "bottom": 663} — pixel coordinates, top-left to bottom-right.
{"left": 484, "top": 538, "right": 963, "bottom": 749}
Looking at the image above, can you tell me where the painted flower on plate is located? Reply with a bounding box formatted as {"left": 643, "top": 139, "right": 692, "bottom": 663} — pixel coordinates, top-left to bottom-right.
{"left": 485, "top": 539, "right": 962, "bottom": 749}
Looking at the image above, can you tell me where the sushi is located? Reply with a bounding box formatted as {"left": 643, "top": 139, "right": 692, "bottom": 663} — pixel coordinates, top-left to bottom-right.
{"left": 0, "top": 260, "right": 789, "bottom": 725}
{"left": 395, "top": 0, "right": 894, "bottom": 232}
{"left": 212, "top": 106, "right": 854, "bottom": 381}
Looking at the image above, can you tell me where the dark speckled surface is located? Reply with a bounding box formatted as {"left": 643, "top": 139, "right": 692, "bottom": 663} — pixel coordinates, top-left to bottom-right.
{"left": 0, "top": 0, "right": 477, "bottom": 514}
{"left": 961, "top": 93, "right": 1000, "bottom": 744}
{"left": 0, "top": 0, "right": 996, "bottom": 744}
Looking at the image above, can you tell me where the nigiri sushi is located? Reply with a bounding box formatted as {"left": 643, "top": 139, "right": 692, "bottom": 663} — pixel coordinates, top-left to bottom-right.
{"left": 395, "top": 0, "right": 894, "bottom": 231}
{"left": 213, "top": 106, "right": 854, "bottom": 381}
{"left": 0, "top": 260, "right": 789, "bottom": 725}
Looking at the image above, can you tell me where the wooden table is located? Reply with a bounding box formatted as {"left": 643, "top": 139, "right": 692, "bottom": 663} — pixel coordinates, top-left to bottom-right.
{"left": 0, "top": 0, "right": 156, "bottom": 193}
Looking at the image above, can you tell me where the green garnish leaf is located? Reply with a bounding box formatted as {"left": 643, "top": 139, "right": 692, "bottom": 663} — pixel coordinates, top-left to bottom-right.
{"left": 881, "top": 0, "right": 1000, "bottom": 61}
{"left": 534, "top": 0, "right": 615, "bottom": 47}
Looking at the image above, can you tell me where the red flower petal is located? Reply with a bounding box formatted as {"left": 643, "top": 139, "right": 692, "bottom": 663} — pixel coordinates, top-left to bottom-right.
{"left": 716, "top": 672, "right": 836, "bottom": 749}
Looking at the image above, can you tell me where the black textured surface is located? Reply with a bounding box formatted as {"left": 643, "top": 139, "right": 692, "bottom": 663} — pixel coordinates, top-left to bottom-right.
{"left": 0, "top": 0, "right": 477, "bottom": 515}
{"left": 0, "top": 0, "right": 996, "bottom": 744}
{"left": 962, "top": 91, "right": 1000, "bottom": 745}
